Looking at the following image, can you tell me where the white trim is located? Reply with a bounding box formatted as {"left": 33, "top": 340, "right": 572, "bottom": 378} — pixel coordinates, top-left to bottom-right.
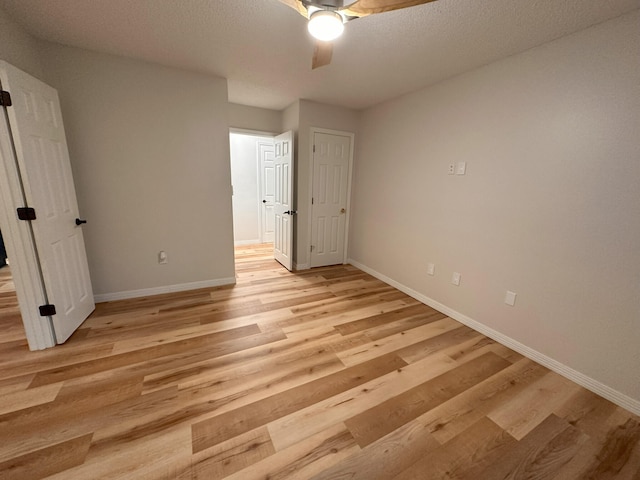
{"left": 229, "top": 127, "right": 278, "bottom": 137}
{"left": 94, "top": 277, "right": 236, "bottom": 303}
{"left": 308, "top": 127, "right": 355, "bottom": 268}
{"left": 294, "top": 262, "right": 310, "bottom": 271}
{"left": 234, "top": 239, "right": 262, "bottom": 246}
{"left": 348, "top": 258, "right": 640, "bottom": 416}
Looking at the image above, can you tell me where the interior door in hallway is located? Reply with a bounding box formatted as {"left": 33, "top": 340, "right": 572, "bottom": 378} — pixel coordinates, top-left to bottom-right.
{"left": 258, "top": 140, "right": 275, "bottom": 243}
{"left": 0, "top": 61, "right": 94, "bottom": 345}
{"left": 310, "top": 131, "right": 352, "bottom": 268}
{"left": 273, "top": 131, "right": 294, "bottom": 270}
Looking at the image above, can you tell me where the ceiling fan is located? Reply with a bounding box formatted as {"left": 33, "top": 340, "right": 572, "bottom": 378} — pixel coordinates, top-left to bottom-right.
{"left": 278, "top": 0, "right": 437, "bottom": 69}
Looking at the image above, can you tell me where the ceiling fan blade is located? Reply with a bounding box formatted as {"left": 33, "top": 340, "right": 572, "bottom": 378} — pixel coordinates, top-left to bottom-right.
{"left": 340, "top": 0, "right": 436, "bottom": 17}
{"left": 277, "top": 0, "right": 309, "bottom": 18}
{"left": 312, "top": 40, "right": 333, "bottom": 69}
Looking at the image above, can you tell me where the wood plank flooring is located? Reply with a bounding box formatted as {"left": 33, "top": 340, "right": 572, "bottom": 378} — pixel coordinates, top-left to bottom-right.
{"left": 0, "top": 246, "right": 639, "bottom": 479}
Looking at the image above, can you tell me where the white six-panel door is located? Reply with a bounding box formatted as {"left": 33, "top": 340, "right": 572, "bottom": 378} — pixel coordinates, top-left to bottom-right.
{"left": 310, "top": 131, "right": 352, "bottom": 268}
{"left": 273, "top": 131, "right": 294, "bottom": 270}
{"left": 0, "top": 61, "right": 94, "bottom": 344}
{"left": 258, "top": 141, "right": 275, "bottom": 243}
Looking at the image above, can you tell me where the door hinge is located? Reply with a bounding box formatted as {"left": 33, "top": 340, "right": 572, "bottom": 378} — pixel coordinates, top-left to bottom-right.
{"left": 0, "top": 90, "right": 11, "bottom": 107}
{"left": 310, "top": 245, "right": 314, "bottom": 252}
{"left": 313, "top": 145, "right": 316, "bottom": 153}
{"left": 39, "top": 304, "right": 56, "bottom": 317}
{"left": 17, "top": 207, "right": 36, "bottom": 221}
{"left": 311, "top": 197, "right": 314, "bottom": 205}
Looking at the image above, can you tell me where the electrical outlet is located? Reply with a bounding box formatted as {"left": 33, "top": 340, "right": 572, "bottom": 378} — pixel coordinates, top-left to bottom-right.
{"left": 451, "top": 272, "right": 461, "bottom": 286}
{"left": 158, "top": 251, "right": 168, "bottom": 264}
{"left": 427, "top": 263, "right": 435, "bottom": 276}
{"left": 505, "top": 291, "right": 517, "bottom": 306}
{"left": 448, "top": 164, "right": 455, "bottom": 175}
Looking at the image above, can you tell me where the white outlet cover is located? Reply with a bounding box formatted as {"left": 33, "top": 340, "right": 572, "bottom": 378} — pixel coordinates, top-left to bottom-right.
{"left": 456, "top": 161, "right": 467, "bottom": 175}
{"left": 505, "top": 291, "right": 517, "bottom": 306}
{"left": 448, "top": 164, "right": 455, "bottom": 175}
{"left": 451, "top": 272, "right": 461, "bottom": 286}
{"left": 427, "top": 263, "right": 435, "bottom": 276}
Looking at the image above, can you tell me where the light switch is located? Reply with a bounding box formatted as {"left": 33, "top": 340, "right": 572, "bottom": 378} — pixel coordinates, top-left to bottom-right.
{"left": 451, "top": 272, "right": 461, "bottom": 286}
{"left": 427, "top": 263, "right": 435, "bottom": 276}
{"left": 456, "top": 162, "right": 467, "bottom": 175}
{"left": 505, "top": 291, "right": 517, "bottom": 306}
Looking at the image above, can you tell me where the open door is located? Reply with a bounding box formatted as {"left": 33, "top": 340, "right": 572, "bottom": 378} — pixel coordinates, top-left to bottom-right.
{"left": 0, "top": 61, "right": 94, "bottom": 345}
{"left": 273, "top": 131, "right": 294, "bottom": 270}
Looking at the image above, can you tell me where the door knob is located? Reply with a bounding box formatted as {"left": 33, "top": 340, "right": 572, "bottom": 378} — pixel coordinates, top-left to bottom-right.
{"left": 263, "top": 200, "right": 267, "bottom": 203}
{"left": 75, "top": 218, "right": 87, "bottom": 226}
{"left": 340, "top": 208, "right": 346, "bottom": 214}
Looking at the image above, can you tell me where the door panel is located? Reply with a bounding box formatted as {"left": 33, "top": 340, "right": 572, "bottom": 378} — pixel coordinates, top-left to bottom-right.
{"left": 0, "top": 61, "right": 94, "bottom": 344}
{"left": 273, "top": 131, "right": 294, "bottom": 270}
{"left": 259, "top": 141, "right": 275, "bottom": 243}
{"left": 311, "top": 132, "right": 351, "bottom": 268}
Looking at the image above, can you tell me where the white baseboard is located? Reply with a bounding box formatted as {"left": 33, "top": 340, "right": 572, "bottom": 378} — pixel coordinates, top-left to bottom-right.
{"left": 94, "top": 277, "right": 237, "bottom": 303}
{"left": 294, "top": 263, "right": 310, "bottom": 271}
{"left": 348, "top": 258, "right": 640, "bottom": 416}
{"left": 234, "top": 239, "right": 262, "bottom": 246}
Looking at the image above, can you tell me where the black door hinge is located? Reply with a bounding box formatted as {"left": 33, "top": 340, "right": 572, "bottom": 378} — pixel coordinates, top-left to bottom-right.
{"left": 17, "top": 207, "right": 36, "bottom": 221}
{"left": 313, "top": 145, "right": 316, "bottom": 153}
{"left": 39, "top": 304, "right": 56, "bottom": 317}
{"left": 0, "top": 90, "right": 12, "bottom": 107}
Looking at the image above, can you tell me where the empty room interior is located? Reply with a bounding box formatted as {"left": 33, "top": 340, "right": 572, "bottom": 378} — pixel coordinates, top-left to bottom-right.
{"left": 0, "top": 0, "right": 639, "bottom": 478}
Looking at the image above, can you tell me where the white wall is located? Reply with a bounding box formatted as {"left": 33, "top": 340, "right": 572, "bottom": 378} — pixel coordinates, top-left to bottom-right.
{"left": 349, "top": 11, "right": 640, "bottom": 408}
{"left": 0, "top": 6, "right": 44, "bottom": 81}
{"left": 230, "top": 133, "right": 274, "bottom": 244}
{"left": 39, "top": 43, "right": 235, "bottom": 298}
{"left": 228, "top": 103, "right": 281, "bottom": 134}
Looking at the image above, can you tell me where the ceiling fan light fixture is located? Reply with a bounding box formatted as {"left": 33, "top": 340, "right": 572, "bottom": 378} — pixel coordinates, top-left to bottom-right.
{"left": 307, "top": 10, "right": 344, "bottom": 42}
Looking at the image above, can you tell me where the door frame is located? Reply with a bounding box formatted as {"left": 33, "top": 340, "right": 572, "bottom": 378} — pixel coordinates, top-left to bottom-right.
{"left": 0, "top": 82, "right": 55, "bottom": 350}
{"left": 307, "top": 127, "right": 355, "bottom": 267}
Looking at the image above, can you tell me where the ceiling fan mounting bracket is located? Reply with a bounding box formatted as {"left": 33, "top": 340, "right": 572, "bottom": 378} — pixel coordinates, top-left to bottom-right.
{"left": 302, "top": 0, "right": 353, "bottom": 10}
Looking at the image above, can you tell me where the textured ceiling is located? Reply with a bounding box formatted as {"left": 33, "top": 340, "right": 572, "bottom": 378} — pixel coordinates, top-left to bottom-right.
{"left": 1, "top": 0, "right": 638, "bottom": 110}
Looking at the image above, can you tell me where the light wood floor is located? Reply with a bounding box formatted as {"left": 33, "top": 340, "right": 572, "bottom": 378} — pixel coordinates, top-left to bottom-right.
{"left": 0, "top": 245, "right": 639, "bottom": 479}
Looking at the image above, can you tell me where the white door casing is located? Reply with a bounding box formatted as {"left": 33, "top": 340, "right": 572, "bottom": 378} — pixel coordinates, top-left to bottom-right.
{"left": 258, "top": 140, "right": 275, "bottom": 243}
{"left": 0, "top": 61, "right": 94, "bottom": 345}
{"left": 273, "top": 131, "right": 294, "bottom": 271}
{"left": 310, "top": 130, "right": 354, "bottom": 268}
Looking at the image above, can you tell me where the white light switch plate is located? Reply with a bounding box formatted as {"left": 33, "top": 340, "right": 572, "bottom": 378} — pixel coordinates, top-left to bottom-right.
{"left": 505, "top": 291, "right": 517, "bottom": 306}
{"left": 451, "top": 272, "right": 461, "bottom": 286}
{"left": 456, "top": 161, "right": 467, "bottom": 175}
{"left": 427, "top": 263, "right": 435, "bottom": 276}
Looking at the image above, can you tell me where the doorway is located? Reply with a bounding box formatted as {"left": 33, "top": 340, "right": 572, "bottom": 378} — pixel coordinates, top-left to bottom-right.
{"left": 229, "top": 130, "right": 276, "bottom": 246}
{"left": 0, "top": 258, "right": 26, "bottom": 345}
{"left": 0, "top": 60, "right": 95, "bottom": 350}
{"left": 229, "top": 129, "right": 295, "bottom": 271}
